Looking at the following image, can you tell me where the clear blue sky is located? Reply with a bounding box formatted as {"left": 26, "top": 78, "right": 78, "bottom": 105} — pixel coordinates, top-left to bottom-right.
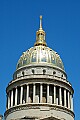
{"left": 0, "top": 0, "right": 80, "bottom": 120}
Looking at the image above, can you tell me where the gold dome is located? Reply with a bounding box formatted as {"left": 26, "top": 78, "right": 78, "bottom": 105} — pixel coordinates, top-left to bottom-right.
{"left": 17, "top": 45, "right": 64, "bottom": 70}
{"left": 16, "top": 16, "right": 64, "bottom": 70}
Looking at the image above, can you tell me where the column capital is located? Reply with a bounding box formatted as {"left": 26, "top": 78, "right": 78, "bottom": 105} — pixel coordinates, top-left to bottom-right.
{"left": 59, "top": 86, "right": 62, "bottom": 88}
{"left": 33, "top": 83, "right": 35, "bottom": 85}
{"left": 54, "top": 84, "right": 56, "bottom": 87}
{"left": 15, "top": 86, "right": 18, "bottom": 89}
{"left": 40, "top": 83, "right": 43, "bottom": 85}
{"left": 47, "top": 84, "right": 49, "bottom": 86}
{"left": 20, "top": 84, "right": 22, "bottom": 86}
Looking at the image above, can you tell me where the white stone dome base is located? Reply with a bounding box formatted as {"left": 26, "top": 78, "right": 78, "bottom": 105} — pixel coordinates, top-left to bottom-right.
{"left": 5, "top": 104, "right": 74, "bottom": 120}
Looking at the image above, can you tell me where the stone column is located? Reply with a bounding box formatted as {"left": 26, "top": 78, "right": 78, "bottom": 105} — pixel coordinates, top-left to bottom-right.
{"left": 20, "top": 86, "right": 23, "bottom": 104}
{"left": 59, "top": 87, "right": 62, "bottom": 105}
{"left": 47, "top": 84, "right": 49, "bottom": 103}
{"left": 15, "top": 87, "right": 17, "bottom": 106}
{"left": 11, "top": 90, "right": 13, "bottom": 107}
{"left": 64, "top": 89, "right": 66, "bottom": 107}
{"left": 70, "top": 94, "right": 73, "bottom": 111}
{"left": 54, "top": 85, "right": 56, "bottom": 104}
{"left": 26, "top": 84, "right": 29, "bottom": 103}
{"left": 33, "top": 83, "right": 35, "bottom": 103}
{"left": 68, "top": 91, "right": 70, "bottom": 108}
{"left": 8, "top": 92, "right": 10, "bottom": 109}
{"left": 40, "top": 83, "right": 42, "bottom": 103}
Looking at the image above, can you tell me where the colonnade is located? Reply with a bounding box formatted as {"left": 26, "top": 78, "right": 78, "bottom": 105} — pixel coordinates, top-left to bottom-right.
{"left": 6, "top": 83, "right": 73, "bottom": 111}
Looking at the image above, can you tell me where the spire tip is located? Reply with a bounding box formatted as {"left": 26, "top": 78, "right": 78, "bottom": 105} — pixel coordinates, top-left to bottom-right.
{"left": 40, "top": 15, "right": 42, "bottom": 19}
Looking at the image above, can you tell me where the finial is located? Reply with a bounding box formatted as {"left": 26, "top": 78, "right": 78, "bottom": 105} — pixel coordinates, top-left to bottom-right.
{"left": 40, "top": 15, "right": 42, "bottom": 29}
{"left": 34, "top": 16, "right": 47, "bottom": 46}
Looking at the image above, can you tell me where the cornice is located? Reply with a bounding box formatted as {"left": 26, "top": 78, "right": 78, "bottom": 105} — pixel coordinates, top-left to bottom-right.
{"left": 6, "top": 75, "right": 74, "bottom": 93}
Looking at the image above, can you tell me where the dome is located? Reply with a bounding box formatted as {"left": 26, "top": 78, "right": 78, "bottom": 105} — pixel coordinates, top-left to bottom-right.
{"left": 17, "top": 45, "right": 64, "bottom": 70}
{"left": 16, "top": 16, "right": 64, "bottom": 70}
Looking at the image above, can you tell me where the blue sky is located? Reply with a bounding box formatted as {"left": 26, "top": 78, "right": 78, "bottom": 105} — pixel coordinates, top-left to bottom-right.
{"left": 0, "top": 0, "right": 80, "bottom": 120}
